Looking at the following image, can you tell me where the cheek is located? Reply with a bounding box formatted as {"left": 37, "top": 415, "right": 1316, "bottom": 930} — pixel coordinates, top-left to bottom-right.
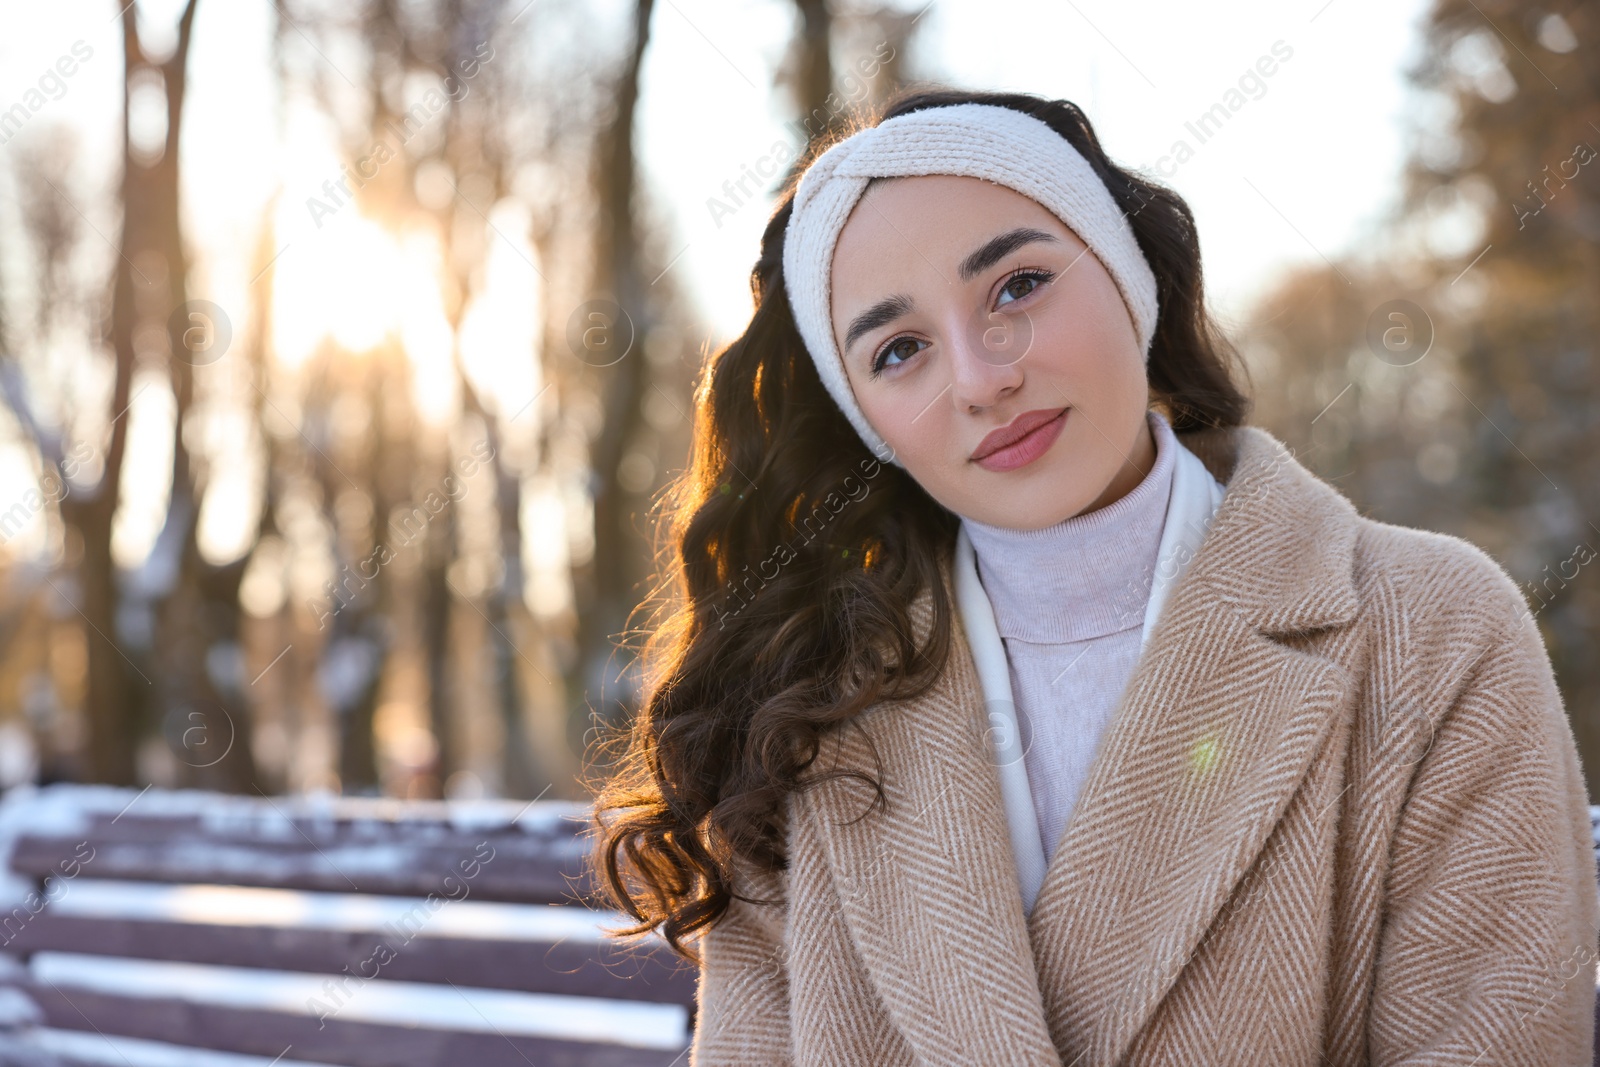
{"left": 857, "top": 379, "right": 951, "bottom": 460}
{"left": 1030, "top": 298, "right": 1143, "bottom": 394}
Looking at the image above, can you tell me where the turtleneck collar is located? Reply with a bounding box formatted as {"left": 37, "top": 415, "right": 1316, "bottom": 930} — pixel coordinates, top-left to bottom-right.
{"left": 959, "top": 409, "right": 1177, "bottom": 644}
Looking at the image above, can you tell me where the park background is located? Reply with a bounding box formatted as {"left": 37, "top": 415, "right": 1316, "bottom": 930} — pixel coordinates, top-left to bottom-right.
{"left": 0, "top": 0, "right": 1596, "bottom": 805}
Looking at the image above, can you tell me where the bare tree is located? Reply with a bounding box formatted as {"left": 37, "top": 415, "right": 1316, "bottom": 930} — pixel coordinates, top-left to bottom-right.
{"left": 0, "top": 0, "right": 222, "bottom": 787}
{"left": 564, "top": 0, "right": 658, "bottom": 746}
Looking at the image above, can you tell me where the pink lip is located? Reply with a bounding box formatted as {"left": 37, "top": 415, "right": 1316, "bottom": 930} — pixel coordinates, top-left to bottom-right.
{"left": 971, "top": 407, "right": 1069, "bottom": 472}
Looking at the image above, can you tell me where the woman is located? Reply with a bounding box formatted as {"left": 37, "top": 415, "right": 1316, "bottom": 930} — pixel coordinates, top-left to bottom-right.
{"left": 587, "top": 89, "right": 1600, "bottom": 1065}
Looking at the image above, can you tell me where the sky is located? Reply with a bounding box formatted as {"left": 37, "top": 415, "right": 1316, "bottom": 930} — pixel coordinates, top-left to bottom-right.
{"left": 0, "top": 0, "right": 1436, "bottom": 566}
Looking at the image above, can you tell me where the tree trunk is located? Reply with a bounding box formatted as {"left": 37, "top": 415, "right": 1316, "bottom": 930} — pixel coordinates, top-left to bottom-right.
{"left": 569, "top": 0, "right": 657, "bottom": 741}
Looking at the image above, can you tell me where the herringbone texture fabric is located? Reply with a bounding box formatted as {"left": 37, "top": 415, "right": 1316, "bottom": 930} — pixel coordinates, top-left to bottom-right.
{"left": 688, "top": 425, "right": 1600, "bottom": 1066}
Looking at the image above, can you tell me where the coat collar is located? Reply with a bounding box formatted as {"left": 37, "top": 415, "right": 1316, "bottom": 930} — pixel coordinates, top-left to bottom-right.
{"left": 796, "top": 425, "right": 1363, "bottom": 1065}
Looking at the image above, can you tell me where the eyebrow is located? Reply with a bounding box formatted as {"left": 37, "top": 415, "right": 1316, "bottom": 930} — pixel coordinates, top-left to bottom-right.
{"left": 957, "top": 227, "right": 1061, "bottom": 282}
{"left": 843, "top": 293, "right": 916, "bottom": 353}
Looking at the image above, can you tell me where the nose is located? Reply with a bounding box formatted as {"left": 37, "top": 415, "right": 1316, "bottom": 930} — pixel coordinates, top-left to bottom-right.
{"left": 948, "top": 309, "right": 1026, "bottom": 413}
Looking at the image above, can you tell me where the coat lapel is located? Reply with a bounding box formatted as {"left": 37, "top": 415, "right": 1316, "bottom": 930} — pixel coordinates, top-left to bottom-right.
{"left": 1026, "top": 426, "right": 1364, "bottom": 1064}
{"left": 797, "top": 582, "right": 1062, "bottom": 1066}
{"left": 798, "top": 425, "right": 1364, "bottom": 1066}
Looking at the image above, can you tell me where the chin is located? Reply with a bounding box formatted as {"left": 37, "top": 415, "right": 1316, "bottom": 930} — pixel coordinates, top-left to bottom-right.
{"left": 960, "top": 489, "right": 1075, "bottom": 531}
{"left": 959, "top": 478, "right": 1090, "bottom": 531}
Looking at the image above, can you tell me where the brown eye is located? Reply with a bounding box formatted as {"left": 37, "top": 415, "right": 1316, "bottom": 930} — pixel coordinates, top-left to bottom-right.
{"left": 873, "top": 336, "right": 926, "bottom": 374}
{"left": 996, "top": 269, "right": 1054, "bottom": 308}
{"left": 888, "top": 338, "right": 921, "bottom": 363}
{"left": 1002, "top": 276, "right": 1038, "bottom": 302}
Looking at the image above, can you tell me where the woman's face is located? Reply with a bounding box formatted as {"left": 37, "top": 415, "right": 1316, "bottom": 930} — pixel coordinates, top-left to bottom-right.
{"left": 829, "top": 174, "right": 1155, "bottom": 530}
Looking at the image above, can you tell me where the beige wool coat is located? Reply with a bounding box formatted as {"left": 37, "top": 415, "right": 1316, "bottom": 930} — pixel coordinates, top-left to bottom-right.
{"left": 688, "top": 423, "right": 1600, "bottom": 1066}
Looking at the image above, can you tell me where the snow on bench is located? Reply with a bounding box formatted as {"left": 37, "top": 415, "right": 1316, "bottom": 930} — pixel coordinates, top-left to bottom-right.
{"left": 0, "top": 784, "right": 695, "bottom": 1067}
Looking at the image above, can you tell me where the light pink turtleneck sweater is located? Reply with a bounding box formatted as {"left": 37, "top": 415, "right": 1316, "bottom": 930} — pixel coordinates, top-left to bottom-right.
{"left": 959, "top": 410, "right": 1176, "bottom": 867}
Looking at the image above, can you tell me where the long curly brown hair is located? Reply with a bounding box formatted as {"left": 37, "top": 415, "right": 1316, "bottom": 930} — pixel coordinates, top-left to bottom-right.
{"left": 583, "top": 87, "right": 1251, "bottom": 962}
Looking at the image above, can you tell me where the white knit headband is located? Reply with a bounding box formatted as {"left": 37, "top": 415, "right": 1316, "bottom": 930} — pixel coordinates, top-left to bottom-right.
{"left": 782, "top": 102, "right": 1160, "bottom": 466}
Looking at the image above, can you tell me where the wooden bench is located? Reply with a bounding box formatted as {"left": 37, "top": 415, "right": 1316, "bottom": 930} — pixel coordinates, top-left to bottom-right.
{"left": 0, "top": 784, "right": 696, "bottom": 1066}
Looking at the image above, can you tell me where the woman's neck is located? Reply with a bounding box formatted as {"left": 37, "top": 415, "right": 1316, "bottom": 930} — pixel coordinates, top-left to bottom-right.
{"left": 1081, "top": 411, "right": 1159, "bottom": 514}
